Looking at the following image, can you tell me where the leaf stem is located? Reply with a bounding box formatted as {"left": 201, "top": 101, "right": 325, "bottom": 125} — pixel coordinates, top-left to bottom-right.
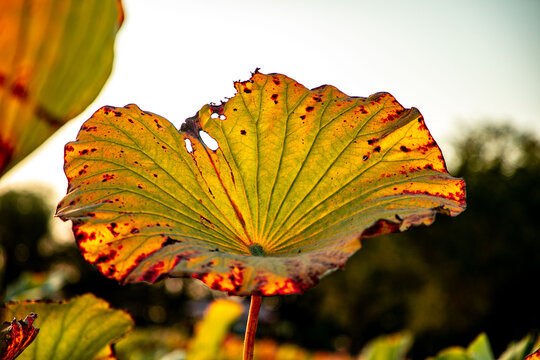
{"left": 243, "top": 294, "right": 262, "bottom": 360}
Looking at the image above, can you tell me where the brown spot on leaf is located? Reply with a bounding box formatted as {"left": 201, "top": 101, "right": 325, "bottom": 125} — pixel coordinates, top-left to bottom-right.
{"left": 240, "top": 130, "right": 247, "bottom": 135}
{"left": 94, "top": 250, "right": 118, "bottom": 264}
{"left": 367, "top": 138, "right": 377, "bottom": 145}
{"left": 0, "top": 139, "right": 14, "bottom": 175}
{"left": 382, "top": 109, "right": 405, "bottom": 123}
{"left": 102, "top": 174, "right": 114, "bottom": 182}
{"left": 200, "top": 216, "right": 215, "bottom": 229}
{"left": 11, "top": 82, "right": 28, "bottom": 100}
{"left": 400, "top": 146, "right": 411, "bottom": 152}
{"left": 306, "top": 106, "right": 314, "bottom": 112}
{"left": 163, "top": 236, "right": 181, "bottom": 247}
{"left": 374, "top": 146, "right": 381, "bottom": 153}
{"left": 107, "top": 223, "right": 120, "bottom": 237}
{"left": 154, "top": 119, "right": 163, "bottom": 129}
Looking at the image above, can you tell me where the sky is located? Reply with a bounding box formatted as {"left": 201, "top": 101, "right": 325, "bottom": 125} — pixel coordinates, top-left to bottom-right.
{"left": 1, "top": 0, "right": 540, "bottom": 206}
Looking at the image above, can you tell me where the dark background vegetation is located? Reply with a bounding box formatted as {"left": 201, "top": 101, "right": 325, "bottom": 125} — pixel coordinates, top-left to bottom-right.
{"left": 1, "top": 123, "right": 539, "bottom": 358}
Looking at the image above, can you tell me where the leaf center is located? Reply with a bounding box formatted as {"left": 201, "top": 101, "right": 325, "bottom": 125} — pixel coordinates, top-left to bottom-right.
{"left": 248, "top": 243, "right": 266, "bottom": 257}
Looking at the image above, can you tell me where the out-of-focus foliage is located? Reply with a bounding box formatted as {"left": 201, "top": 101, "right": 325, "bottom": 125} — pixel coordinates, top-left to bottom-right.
{"left": 359, "top": 332, "right": 413, "bottom": 360}
{"left": 114, "top": 327, "right": 188, "bottom": 360}
{"left": 429, "top": 332, "right": 540, "bottom": 360}
{"left": 0, "top": 190, "right": 50, "bottom": 292}
{"left": 0, "top": 0, "right": 123, "bottom": 175}
{"left": 1, "top": 294, "right": 133, "bottom": 360}
{"left": 186, "top": 299, "right": 243, "bottom": 360}
{"left": 4, "top": 269, "right": 73, "bottom": 302}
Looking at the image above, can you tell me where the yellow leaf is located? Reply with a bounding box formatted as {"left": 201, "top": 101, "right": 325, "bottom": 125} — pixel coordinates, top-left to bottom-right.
{"left": 186, "top": 299, "right": 243, "bottom": 360}
{"left": 57, "top": 71, "right": 465, "bottom": 296}
{"left": 0, "top": 0, "right": 123, "bottom": 175}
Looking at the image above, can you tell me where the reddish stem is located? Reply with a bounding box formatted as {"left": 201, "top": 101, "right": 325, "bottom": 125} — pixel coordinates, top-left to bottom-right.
{"left": 243, "top": 294, "right": 262, "bottom": 360}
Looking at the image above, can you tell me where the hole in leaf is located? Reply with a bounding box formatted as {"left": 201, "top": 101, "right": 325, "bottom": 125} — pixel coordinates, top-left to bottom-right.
{"left": 210, "top": 113, "right": 219, "bottom": 119}
{"left": 184, "top": 138, "right": 193, "bottom": 153}
{"left": 219, "top": 114, "right": 227, "bottom": 120}
{"left": 199, "top": 131, "right": 219, "bottom": 150}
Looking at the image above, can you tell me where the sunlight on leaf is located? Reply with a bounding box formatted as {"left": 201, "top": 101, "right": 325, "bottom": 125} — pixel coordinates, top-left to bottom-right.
{"left": 499, "top": 334, "right": 539, "bottom": 360}
{"left": 1, "top": 294, "right": 133, "bottom": 360}
{"left": 359, "top": 332, "right": 413, "bottom": 360}
{"left": 466, "top": 334, "right": 495, "bottom": 360}
{"left": 57, "top": 71, "right": 466, "bottom": 296}
{"left": 0, "top": 0, "right": 123, "bottom": 175}
{"left": 186, "top": 299, "right": 243, "bottom": 360}
{"left": 0, "top": 313, "right": 38, "bottom": 360}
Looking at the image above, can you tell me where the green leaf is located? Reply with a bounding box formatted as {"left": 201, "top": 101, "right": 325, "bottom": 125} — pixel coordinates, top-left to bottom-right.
{"left": 0, "top": 0, "right": 123, "bottom": 175}
{"left": 57, "top": 71, "right": 466, "bottom": 296}
{"left": 360, "top": 332, "right": 413, "bottom": 360}
{"left": 114, "top": 327, "right": 188, "bottom": 360}
{"left": 430, "top": 347, "right": 473, "bottom": 360}
{"left": 429, "top": 333, "right": 494, "bottom": 360}
{"left": 498, "top": 334, "right": 536, "bottom": 360}
{"left": 466, "top": 333, "right": 495, "bottom": 360}
{"left": 1, "top": 294, "right": 133, "bottom": 360}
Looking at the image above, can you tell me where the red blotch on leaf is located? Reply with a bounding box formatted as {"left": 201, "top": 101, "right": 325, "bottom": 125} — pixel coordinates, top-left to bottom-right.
{"left": 361, "top": 219, "right": 400, "bottom": 239}
{"left": 0, "top": 313, "right": 39, "bottom": 360}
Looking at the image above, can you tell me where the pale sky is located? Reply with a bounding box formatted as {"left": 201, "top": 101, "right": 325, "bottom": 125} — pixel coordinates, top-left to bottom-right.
{"left": 1, "top": 0, "right": 540, "bottom": 205}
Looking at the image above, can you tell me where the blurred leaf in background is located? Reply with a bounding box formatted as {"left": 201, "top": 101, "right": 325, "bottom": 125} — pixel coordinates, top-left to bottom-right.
{"left": 1, "top": 294, "right": 133, "bottom": 360}
{"left": 186, "top": 299, "right": 243, "bottom": 360}
{"left": 0, "top": 190, "right": 51, "bottom": 293}
{"left": 0, "top": 0, "right": 123, "bottom": 175}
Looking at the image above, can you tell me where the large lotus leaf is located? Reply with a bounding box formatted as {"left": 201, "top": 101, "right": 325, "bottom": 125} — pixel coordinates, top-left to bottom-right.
{"left": 1, "top": 294, "right": 133, "bottom": 360}
{"left": 56, "top": 72, "right": 466, "bottom": 296}
{"left": 0, "top": 0, "right": 123, "bottom": 175}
